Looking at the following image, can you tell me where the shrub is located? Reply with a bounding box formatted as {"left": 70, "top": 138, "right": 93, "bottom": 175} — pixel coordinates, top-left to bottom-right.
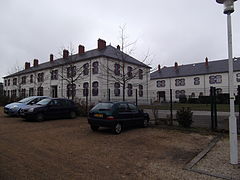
{"left": 176, "top": 107, "right": 193, "bottom": 128}
{"left": 179, "top": 94, "right": 187, "bottom": 103}
{"left": 188, "top": 98, "right": 200, "bottom": 104}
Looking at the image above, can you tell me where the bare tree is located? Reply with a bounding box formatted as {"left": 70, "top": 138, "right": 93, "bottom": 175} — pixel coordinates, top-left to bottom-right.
{"left": 99, "top": 25, "right": 152, "bottom": 101}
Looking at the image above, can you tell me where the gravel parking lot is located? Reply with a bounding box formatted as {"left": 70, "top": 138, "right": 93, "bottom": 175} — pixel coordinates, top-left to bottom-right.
{"left": 0, "top": 108, "right": 218, "bottom": 180}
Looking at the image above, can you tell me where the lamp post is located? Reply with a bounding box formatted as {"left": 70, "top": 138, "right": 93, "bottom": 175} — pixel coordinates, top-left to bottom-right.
{"left": 216, "top": 0, "right": 238, "bottom": 165}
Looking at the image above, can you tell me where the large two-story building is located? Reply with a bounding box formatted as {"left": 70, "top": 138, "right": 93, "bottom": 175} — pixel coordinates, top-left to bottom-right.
{"left": 150, "top": 57, "right": 240, "bottom": 102}
{"left": 3, "top": 39, "right": 151, "bottom": 105}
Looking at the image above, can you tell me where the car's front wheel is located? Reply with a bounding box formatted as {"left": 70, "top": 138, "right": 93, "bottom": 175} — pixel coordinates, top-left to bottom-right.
{"left": 113, "top": 123, "right": 122, "bottom": 134}
{"left": 90, "top": 125, "right": 99, "bottom": 131}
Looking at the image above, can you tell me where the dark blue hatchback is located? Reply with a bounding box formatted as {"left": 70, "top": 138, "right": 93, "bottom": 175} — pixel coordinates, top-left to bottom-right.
{"left": 88, "top": 102, "right": 149, "bottom": 134}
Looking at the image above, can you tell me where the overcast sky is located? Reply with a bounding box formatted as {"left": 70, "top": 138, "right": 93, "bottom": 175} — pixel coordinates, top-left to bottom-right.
{"left": 1, "top": 0, "right": 240, "bottom": 82}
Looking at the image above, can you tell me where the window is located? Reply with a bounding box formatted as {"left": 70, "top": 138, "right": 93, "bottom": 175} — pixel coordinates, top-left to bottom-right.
{"left": 118, "top": 103, "right": 128, "bottom": 112}
{"left": 236, "top": 73, "right": 240, "bottom": 82}
{"left": 83, "top": 82, "right": 89, "bottom": 97}
{"left": 83, "top": 63, "right": 89, "bottom": 76}
{"left": 175, "top": 79, "right": 185, "bottom": 86}
{"left": 37, "top": 87, "right": 44, "bottom": 96}
{"left": 11, "top": 90, "right": 17, "bottom": 98}
{"left": 8, "top": 79, "right": 10, "bottom": 86}
{"left": 199, "top": 92, "right": 203, "bottom": 96}
{"left": 67, "top": 84, "right": 76, "bottom": 98}
{"left": 139, "top": 69, "right": 143, "bottom": 79}
{"left": 37, "top": 73, "right": 44, "bottom": 82}
{"left": 139, "top": 85, "right": 143, "bottom": 97}
{"left": 114, "top": 82, "right": 120, "bottom": 96}
{"left": 156, "top": 80, "right": 165, "bottom": 87}
{"left": 175, "top": 90, "right": 185, "bottom": 98}
{"left": 194, "top": 77, "right": 200, "bottom": 85}
{"left": 67, "top": 66, "right": 76, "bottom": 78}
{"left": 127, "top": 84, "right": 133, "bottom": 97}
{"left": 92, "top": 62, "right": 99, "bottom": 74}
{"left": 127, "top": 66, "right": 133, "bottom": 78}
{"left": 92, "top": 81, "right": 98, "bottom": 96}
{"left": 128, "top": 103, "right": 137, "bottom": 112}
{"left": 30, "top": 75, "right": 33, "bottom": 83}
{"left": 191, "top": 92, "right": 195, "bottom": 98}
{"left": 209, "top": 75, "right": 222, "bottom": 84}
{"left": 216, "top": 88, "right": 222, "bottom": 95}
{"left": 22, "top": 76, "right": 26, "bottom": 84}
{"left": 114, "top": 63, "right": 120, "bottom": 76}
{"left": 21, "top": 88, "right": 26, "bottom": 97}
{"left": 13, "top": 78, "right": 17, "bottom": 85}
{"left": 29, "top": 88, "right": 34, "bottom": 96}
{"left": 51, "top": 70, "right": 58, "bottom": 80}
{"left": 4, "top": 80, "right": 7, "bottom": 86}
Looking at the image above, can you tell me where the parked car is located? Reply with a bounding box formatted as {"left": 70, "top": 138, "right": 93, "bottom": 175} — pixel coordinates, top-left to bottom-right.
{"left": 4, "top": 96, "right": 48, "bottom": 116}
{"left": 20, "top": 98, "right": 79, "bottom": 121}
{"left": 88, "top": 102, "right": 149, "bottom": 134}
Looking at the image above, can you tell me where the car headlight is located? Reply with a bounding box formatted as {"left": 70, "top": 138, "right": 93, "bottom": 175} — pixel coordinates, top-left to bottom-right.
{"left": 28, "top": 108, "right": 35, "bottom": 112}
{"left": 11, "top": 105, "right": 19, "bottom": 110}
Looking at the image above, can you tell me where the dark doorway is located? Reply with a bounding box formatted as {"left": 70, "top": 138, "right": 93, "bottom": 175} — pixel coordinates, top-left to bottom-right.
{"left": 157, "top": 91, "right": 166, "bottom": 102}
{"left": 51, "top": 86, "right": 58, "bottom": 98}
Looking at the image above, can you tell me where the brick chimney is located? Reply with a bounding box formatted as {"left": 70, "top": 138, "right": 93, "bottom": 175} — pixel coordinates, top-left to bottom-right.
{"left": 78, "top": 45, "right": 85, "bottom": 55}
{"left": 98, "top": 39, "right": 106, "bottom": 50}
{"left": 174, "top": 62, "right": 178, "bottom": 69}
{"left": 158, "top": 64, "right": 161, "bottom": 72}
{"left": 33, "top": 59, "right": 39, "bottom": 67}
{"left": 205, "top": 57, "right": 208, "bottom": 67}
{"left": 117, "top": 45, "right": 120, "bottom": 50}
{"left": 50, "top": 54, "right": 54, "bottom": 62}
{"left": 63, "top": 49, "right": 69, "bottom": 59}
{"left": 25, "top": 62, "right": 30, "bottom": 69}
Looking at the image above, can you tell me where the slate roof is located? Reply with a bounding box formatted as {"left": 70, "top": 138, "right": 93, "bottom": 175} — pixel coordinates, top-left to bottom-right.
{"left": 150, "top": 57, "right": 240, "bottom": 80}
{"left": 4, "top": 45, "right": 150, "bottom": 78}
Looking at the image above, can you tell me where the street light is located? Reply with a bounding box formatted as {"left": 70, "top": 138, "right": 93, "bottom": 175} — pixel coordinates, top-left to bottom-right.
{"left": 216, "top": 0, "right": 238, "bottom": 165}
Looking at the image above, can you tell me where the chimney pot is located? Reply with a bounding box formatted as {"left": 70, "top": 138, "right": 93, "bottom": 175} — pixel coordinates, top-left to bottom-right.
{"left": 63, "top": 49, "right": 69, "bottom": 59}
{"left": 78, "top": 45, "right": 85, "bottom": 55}
{"left": 50, "top": 54, "right": 54, "bottom": 62}
{"left": 117, "top": 45, "right": 120, "bottom": 50}
{"left": 158, "top": 64, "right": 161, "bottom": 72}
{"left": 174, "top": 62, "right": 178, "bottom": 69}
{"left": 205, "top": 57, "right": 209, "bottom": 67}
{"left": 25, "top": 62, "right": 30, "bottom": 69}
{"left": 33, "top": 59, "right": 39, "bottom": 67}
{"left": 98, "top": 39, "right": 106, "bottom": 50}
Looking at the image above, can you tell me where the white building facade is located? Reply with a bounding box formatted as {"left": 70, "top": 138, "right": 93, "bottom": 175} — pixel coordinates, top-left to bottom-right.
{"left": 3, "top": 39, "right": 151, "bottom": 105}
{"left": 150, "top": 58, "right": 240, "bottom": 102}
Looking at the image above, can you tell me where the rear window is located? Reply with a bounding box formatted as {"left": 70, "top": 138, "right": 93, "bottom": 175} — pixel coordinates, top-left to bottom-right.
{"left": 91, "top": 103, "right": 113, "bottom": 111}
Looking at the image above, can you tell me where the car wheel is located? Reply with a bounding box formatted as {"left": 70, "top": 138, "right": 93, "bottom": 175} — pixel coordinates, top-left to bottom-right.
{"left": 69, "top": 111, "right": 77, "bottom": 119}
{"left": 36, "top": 113, "right": 44, "bottom": 122}
{"left": 90, "top": 125, "right": 99, "bottom": 131}
{"left": 142, "top": 119, "right": 149, "bottom": 128}
{"left": 113, "top": 123, "right": 122, "bottom": 134}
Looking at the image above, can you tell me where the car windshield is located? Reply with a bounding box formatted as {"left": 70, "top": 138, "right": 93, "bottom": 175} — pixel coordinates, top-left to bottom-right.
{"left": 18, "top": 97, "right": 37, "bottom": 104}
{"left": 36, "top": 98, "right": 51, "bottom": 105}
{"left": 91, "top": 103, "right": 113, "bottom": 111}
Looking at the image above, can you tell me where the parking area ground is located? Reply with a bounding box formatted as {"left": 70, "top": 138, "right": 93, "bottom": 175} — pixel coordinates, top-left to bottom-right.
{"left": 0, "top": 107, "right": 222, "bottom": 180}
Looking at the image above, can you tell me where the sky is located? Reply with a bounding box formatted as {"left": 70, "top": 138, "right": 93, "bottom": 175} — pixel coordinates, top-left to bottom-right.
{"left": 0, "top": 0, "right": 240, "bottom": 82}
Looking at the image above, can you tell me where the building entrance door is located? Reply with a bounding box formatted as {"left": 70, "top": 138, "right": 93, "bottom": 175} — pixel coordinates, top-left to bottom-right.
{"left": 51, "top": 86, "right": 58, "bottom": 98}
{"left": 157, "top": 91, "right": 166, "bottom": 102}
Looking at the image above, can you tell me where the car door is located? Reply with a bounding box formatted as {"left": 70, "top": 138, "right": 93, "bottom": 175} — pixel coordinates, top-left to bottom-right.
{"left": 45, "top": 99, "right": 64, "bottom": 119}
{"left": 127, "top": 103, "right": 141, "bottom": 126}
{"left": 117, "top": 103, "right": 132, "bottom": 126}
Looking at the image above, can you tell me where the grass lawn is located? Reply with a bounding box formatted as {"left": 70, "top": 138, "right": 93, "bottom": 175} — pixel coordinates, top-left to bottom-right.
{"left": 140, "top": 103, "right": 240, "bottom": 112}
